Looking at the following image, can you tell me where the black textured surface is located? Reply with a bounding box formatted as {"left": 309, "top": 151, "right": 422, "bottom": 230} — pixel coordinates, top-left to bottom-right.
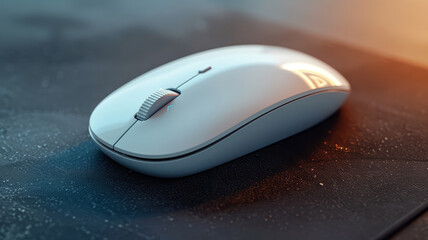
{"left": 1, "top": 2, "right": 428, "bottom": 240}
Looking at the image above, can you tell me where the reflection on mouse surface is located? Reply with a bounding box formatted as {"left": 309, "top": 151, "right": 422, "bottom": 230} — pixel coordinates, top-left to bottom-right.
{"left": 89, "top": 45, "right": 351, "bottom": 178}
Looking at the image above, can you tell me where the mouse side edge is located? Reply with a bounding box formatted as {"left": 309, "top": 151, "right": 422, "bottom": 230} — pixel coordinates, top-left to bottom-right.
{"left": 90, "top": 90, "right": 349, "bottom": 178}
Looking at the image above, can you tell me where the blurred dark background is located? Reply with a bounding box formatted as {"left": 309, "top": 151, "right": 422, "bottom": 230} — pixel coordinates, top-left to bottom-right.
{"left": 0, "top": 1, "right": 427, "bottom": 239}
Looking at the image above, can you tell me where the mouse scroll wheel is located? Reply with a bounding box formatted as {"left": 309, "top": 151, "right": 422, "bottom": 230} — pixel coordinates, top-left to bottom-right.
{"left": 135, "top": 89, "right": 180, "bottom": 121}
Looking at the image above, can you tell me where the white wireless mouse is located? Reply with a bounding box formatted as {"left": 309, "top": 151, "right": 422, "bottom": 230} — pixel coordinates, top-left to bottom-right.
{"left": 89, "top": 45, "right": 351, "bottom": 178}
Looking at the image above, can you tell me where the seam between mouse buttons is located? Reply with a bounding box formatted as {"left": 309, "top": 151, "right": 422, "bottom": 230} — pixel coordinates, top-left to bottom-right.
{"left": 112, "top": 119, "right": 138, "bottom": 150}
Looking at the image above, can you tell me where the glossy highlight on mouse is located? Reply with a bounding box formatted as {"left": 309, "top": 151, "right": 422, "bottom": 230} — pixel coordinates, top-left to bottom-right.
{"left": 89, "top": 45, "right": 351, "bottom": 178}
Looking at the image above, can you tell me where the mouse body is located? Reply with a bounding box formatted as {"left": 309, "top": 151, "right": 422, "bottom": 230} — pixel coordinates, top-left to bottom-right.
{"left": 89, "top": 45, "right": 351, "bottom": 178}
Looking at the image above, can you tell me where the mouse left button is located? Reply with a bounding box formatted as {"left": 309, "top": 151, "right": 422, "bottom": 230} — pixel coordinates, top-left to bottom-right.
{"left": 89, "top": 94, "right": 142, "bottom": 149}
